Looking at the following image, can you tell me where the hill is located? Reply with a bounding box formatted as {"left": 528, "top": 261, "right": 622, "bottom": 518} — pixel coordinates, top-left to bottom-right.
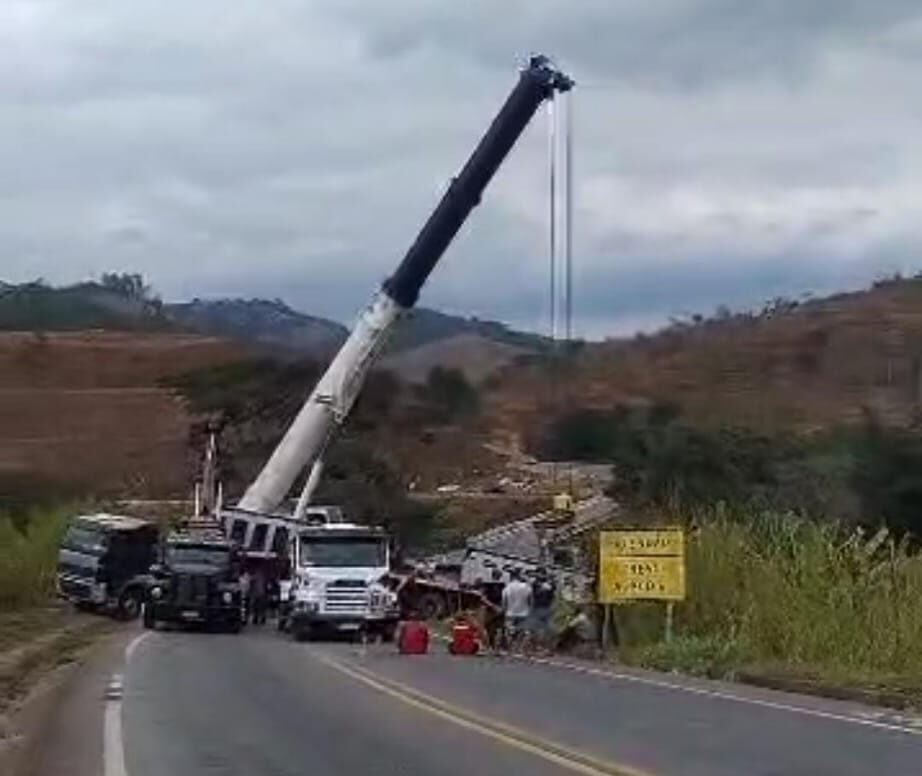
{"left": 0, "top": 331, "right": 244, "bottom": 500}
{"left": 386, "top": 307, "right": 548, "bottom": 353}
{"left": 0, "top": 277, "right": 170, "bottom": 331}
{"left": 488, "top": 276, "right": 922, "bottom": 442}
{"left": 380, "top": 333, "right": 529, "bottom": 384}
{"left": 0, "top": 278, "right": 545, "bottom": 381}
{"left": 165, "top": 298, "right": 348, "bottom": 360}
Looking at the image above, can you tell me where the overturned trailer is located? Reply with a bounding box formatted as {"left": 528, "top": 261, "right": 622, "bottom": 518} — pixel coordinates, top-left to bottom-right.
{"left": 396, "top": 495, "right": 615, "bottom": 620}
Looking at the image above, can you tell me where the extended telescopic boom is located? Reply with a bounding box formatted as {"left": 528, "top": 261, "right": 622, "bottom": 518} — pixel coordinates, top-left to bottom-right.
{"left": 238, "top": 55, "right": 573, "bottom": 514}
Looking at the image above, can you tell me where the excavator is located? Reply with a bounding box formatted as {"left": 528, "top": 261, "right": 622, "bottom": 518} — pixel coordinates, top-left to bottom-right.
{"left": 201, "top": 55, "right": 574, "bottom": 638}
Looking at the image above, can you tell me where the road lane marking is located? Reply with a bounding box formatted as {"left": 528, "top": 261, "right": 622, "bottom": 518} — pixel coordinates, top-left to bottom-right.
{"left": 311, "top": 650, "right": 654, "bottom": 776}
{"left": 511, "top": 655, "right": 922, "bottom": 738}
{"left": 124, "top": 632, "right": 149, "bottom": 662}
{"left": 104, "top": 631, "right": 151, "bottom": 776}
{"left": 104, "top": 696, "right": 127, "bottom": 776}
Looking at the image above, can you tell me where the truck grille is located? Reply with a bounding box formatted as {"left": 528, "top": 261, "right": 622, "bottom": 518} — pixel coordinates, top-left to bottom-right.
{"left": 323, "top": 579, "right": 367, "bottom": 614}
{"left": 175, "top": 574, "right": 209, "bottom": 605}
{"left": 58, "top": 574, "right": 92, "bottom": 599}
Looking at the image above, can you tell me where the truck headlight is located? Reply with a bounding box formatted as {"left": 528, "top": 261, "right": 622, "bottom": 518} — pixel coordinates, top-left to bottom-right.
{"left": 150, "top": 586, "right": 163, "bottom": 600}
{"left": 222, "top": 591, "right": 233, "bottom": 604}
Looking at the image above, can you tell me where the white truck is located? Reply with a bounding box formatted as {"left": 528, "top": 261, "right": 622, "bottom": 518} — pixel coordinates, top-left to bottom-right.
{"left": 279, "top": 511, "right": 398, "bottom": 641}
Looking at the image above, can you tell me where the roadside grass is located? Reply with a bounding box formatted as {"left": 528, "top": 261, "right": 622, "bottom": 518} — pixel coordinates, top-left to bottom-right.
{"left": 0, "top": 506, "right": 72, "bottom": 610}
{"left": 615, "top": 511, "right": 922, "bottom": 706}
{"left": 0, "top": 506, "right": 114, "bottom": 715}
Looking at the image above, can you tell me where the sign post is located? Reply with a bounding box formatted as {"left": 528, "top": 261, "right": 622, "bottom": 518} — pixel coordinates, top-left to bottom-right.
{"left": 598, "top": 528, "right": 686, "bottom": 643}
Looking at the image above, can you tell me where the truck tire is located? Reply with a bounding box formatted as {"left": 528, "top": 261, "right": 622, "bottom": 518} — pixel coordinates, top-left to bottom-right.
{"left": 225, "top": 619, "right": 242, "bottom": 635}
{"left": 293, "top": 625, "right": 313, "bottom": 643}
{"left": 116, "top": 589, "right": 143, "bottom": 621}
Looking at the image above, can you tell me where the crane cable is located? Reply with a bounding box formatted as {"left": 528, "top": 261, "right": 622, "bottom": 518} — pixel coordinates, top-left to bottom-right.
{"left": 547, "top": 88, "right": 575, "bottom": 497}
{"left": 562, "top": 91, "right": 574, "bottom": 496}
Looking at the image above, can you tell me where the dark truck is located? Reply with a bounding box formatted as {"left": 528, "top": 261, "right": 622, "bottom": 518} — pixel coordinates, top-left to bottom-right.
{"left": 143, "top": 530, "right": 244, "bottom": 633}
{"left": 57, "top": 513, "right": 158, "bottom": 619}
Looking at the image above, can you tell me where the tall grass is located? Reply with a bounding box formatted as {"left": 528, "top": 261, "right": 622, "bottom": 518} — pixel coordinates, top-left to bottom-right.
{"left": 620, "top": 509, "right": 922, "bottom": 683}
{"left": 0, "top": 506, "right": 71, "bottom": 609}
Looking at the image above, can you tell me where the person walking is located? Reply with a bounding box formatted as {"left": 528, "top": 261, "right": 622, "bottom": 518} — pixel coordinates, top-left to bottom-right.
{"left": 501, "top": 569, "right": 532, "bottom": 651}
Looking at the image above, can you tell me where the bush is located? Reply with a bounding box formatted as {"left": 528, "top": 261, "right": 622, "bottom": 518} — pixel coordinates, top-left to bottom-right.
{"left": 627, "top": 634, "right": 744, "bottom": 679}
{"left": 617, "top": 511, "right": 922, "bottom": 682}
{"left": 0, "top": 507, "right": 71, "bottom": 609}
{"left": 414, "top": 367, "right": 480, "bottom": 424}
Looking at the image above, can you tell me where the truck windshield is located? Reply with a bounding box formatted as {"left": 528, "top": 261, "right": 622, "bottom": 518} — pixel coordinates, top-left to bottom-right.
{"left": 298, "top": 537, "right": 386, "bottom": 567}
{"left": 166, "top": 545, "right": 229, "bottom": 568}
{"left": 62, "top": 526, "right": 108, "bottom": 556}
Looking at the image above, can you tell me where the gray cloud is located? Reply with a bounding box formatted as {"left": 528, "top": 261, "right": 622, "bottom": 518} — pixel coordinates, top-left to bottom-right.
{"left": 4, "top": 1, "right": 922, "bottom": 339}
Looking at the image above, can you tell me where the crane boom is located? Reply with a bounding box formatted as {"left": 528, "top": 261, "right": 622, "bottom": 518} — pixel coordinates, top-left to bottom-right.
{"left": 238, "top": 55, "right": 572, "bottom": 514}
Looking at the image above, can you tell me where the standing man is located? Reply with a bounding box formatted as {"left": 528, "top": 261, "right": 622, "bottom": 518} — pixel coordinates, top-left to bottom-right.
{"left": 501, "top": 569, "right": 532, "bottom": 649}
{"left": 476, "top": 570, "right": 505, "bottom": 652}
{"left": 249, "top": 564, "right": 268, "bottom": 626}
{"left": 531, "top": 568, "right": 556, "bottom": 650}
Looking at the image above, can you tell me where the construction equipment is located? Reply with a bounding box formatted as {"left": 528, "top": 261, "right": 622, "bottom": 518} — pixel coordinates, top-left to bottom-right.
{"left": 211, "top": 56, "right": 573, "bottom": 626}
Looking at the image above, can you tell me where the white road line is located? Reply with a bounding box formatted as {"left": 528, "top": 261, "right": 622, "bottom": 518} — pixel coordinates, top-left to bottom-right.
{"left": 103, "top": 632, "right": 151, "bottom": 776}
{"left": 124, "top": 632, "right": 149, "bottom": 663}
{"left": 103, "top": 698, "right": 127, "bottom": 776}
{"left": 515, "top": 655, "right": 922, "bottom": 738}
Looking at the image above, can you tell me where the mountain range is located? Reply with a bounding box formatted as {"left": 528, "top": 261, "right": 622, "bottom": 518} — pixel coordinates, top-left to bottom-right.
{"left": 0, "top": 278, "right": 545, "bottom": 380}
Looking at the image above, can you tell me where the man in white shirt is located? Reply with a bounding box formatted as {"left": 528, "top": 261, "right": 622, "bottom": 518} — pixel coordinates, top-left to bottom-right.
{"left": 501, "top": 569, "right": 532, "bottom": 646}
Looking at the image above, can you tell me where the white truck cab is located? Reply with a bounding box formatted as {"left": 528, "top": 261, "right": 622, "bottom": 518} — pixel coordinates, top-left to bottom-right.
{"left": 286, "top": 515, "right": 398, "bottom": 642}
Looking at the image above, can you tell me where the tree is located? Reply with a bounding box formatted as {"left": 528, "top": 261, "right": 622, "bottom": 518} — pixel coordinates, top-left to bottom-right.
{"left": 851, "top": 418, "right": 922, "bottom": 540}
{"left": 100, "top": 272, "right": 150, "bottom": 300}
{"left": 416, "top": 366, "right": 480, "bottom": 423}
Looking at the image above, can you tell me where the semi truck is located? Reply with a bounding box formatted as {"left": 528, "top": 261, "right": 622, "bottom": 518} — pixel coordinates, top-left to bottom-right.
{"left": 281, "top": 511, "right": 398, "bottom": 641}
{"left": 143, "top": 526, "right": 245, "bottom": 633}
{"left": 57, "top": 513, "right": 158, "bottom": 619}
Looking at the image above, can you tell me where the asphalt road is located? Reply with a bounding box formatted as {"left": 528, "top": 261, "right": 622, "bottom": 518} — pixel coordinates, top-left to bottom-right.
{"left": 36, "top": 627, "right": 922, "bottom": 776}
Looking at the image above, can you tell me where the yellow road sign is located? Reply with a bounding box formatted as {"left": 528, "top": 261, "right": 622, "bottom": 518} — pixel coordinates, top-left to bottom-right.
{"left": 599, "top": 529, "right": 684, "bottom": 557}
{"left": 599, "top": 528, "right": 686, "bottom": 602}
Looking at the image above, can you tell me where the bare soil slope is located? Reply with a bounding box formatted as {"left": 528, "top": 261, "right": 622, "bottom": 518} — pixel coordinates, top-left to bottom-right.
{"left": 488, "top": 278, "right": 922, "bottom": 441}
{"left": 0, "top": 332, "right": 243, "bottom": 497}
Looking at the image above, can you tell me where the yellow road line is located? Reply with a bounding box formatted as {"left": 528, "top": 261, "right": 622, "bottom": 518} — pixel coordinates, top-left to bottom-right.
{"left": 311, "top": 651, "right": 655, "bottom": 776}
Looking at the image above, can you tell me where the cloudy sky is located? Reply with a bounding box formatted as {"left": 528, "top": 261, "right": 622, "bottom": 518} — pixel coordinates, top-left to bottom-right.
{"left": 4, "top": 1, "right": 922, "bottom": 338}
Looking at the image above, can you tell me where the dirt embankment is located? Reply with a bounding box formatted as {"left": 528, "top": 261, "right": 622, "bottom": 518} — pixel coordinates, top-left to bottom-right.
{"left": 0, "top": 331, "right": 245, "bottom": 497}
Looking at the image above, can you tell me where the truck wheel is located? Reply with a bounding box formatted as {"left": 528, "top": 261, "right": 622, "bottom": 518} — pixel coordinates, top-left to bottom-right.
{"left": 225, "top": 619, "right": 241, "bottom": 635}
{"left": 294, "top": 625, "right": 313, "bottom": 643}
{"left": 116, "top": 589, "right": 142, "bottom": 621}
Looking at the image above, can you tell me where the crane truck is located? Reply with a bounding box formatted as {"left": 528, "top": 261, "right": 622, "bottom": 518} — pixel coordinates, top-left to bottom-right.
{"left": 208, "top": 55, "right": 573, "bottom": 641}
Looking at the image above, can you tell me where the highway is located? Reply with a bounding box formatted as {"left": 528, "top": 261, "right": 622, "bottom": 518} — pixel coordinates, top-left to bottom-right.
{"left": 36, "top": 627, "right": 922, "bottom": 776}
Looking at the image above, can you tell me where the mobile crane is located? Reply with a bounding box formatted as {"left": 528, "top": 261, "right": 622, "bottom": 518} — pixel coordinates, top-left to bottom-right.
{"left": 215, "top": 55, "right": 573, "bottom": 638}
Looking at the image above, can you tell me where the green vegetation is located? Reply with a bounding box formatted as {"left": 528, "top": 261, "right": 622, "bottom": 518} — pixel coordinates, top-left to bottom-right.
{"left": 541, "top": 404, "right": 922, "bottom": 539}
{"left": 614, "top": 510, "right": 922, "bottom": 703}
{"left": 413, "top": 366, "right": 481, "bottom": 424}
{"left": 169, "top": 358, "right": 441, "bottom": 550}
{"left": 0, "top": 275, "right": 168, "bottom": 331}
{"left": 0, "top": 506, "right": 71, "bottom": 609}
